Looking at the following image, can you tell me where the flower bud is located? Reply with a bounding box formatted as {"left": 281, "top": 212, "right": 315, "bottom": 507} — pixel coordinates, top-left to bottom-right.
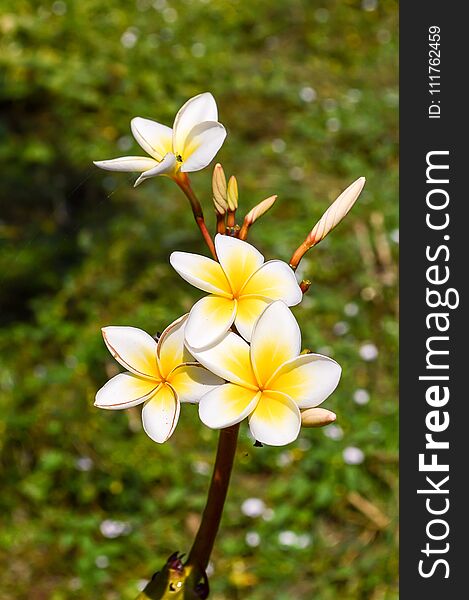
{"left": 239, "top": 195, "right": 277, "bottom": 239}
{"left": 227, "top": 175, "right": 238, "bottom": 211}
{"left": 245, "top": 195, "right": 277, "bottom": 226}
{"left": 306, "top": 177, "right": 366, "bottom": 248}
{"left": 212, "top": 163, "right": 228, "bottom": 215}
{"left": 301, "top": 407, "right": 337, "bottom": 428}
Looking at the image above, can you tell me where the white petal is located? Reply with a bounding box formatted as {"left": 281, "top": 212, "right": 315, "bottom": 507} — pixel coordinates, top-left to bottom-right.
{"left": 93, "top": 156, "right": 158, "bottom": 172}
{"left": 199, "top": 384, "right": 260, "bottom": 428}
{"left": 168, "top": 363, "right": 224, "bottom": 403}
{"left": 141, "top": 383, "right": 180, "bottom": 443}
{"left": 250, "top": 301, "right": 301, "bottom": 387}
{"left": 185, "top": 295, "right": 237, "bottom": 350}
{"left": 173, "top": 92, "right": 218, "bottom": 155}
{"left": 134, "top": 152, "right": 177, "bottom": 186}
{"left": 102, "top": 326, "right": 160, "bottom": 379}
{"left": 268, "top": 353, "right": 342, "bottom": 408}
{"left": 248, "top": 390, "right": 301, "bottom": 446}
{"left": 189, "top": 331, "right": 258, "bottom": 390}
{"left": 234, "top": 296, "right": 270, "bottom": 341}
{"left": 180, "top": 121, "right": 227, "bottom": 172}
{"left": 215, "top": 234, "right": 264, "bottom": 295}
{"left": 170, "top": 251, "right": 231, "bottom": 297}
{"left": 130, "top": 117, "right": 173, "bottom": 161}
{"left": 95, "top": 373, "right": 159, "bottom": 410}
{"left": 156, "top": 314, "right": 191, "bottom": 378}
{"left": 241, "top": 260, "right": 302, "bottom": 306}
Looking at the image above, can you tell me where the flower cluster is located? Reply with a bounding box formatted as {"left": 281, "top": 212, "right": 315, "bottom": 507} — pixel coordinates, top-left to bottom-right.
{"left": 94, "top": 92, "right": 365, "bottom": 447}
{"left": 94, "top": 92, "right": 226, "bottom": 186}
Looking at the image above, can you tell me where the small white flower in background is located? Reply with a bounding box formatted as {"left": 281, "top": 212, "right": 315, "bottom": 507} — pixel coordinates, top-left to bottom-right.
{"left": 100, "top": 519, "right": 132, "bottom": 539}
{"left": 344, "top": 302, "right": 359, "bottom": 317}
{"left": 95, "top": 555, "right": 110, "bottom": 569}
{"left": 359, "top": 342, "right": 378, "bottom": 361}
{"left": 391, "top": 228, "right": 399, "bottom": 244}
{"left": 343, "top": 446, "right": 365, "bottom": 465}
{"left": 262, "top": 508, "right": 274, "bottom": 521}
{"left": 191, "top": 301, "right": 341, "bottom": 446}
{"left": 323, "top": 424, "right": 344, "bottom": 441}
{"left": 192, "top": 460, "right": 210, "bottom": 475}
{"left": 94, "top": 92, "right": 226, "bottom": 186}
{"left": 75, "top": 456, "right": 93, "bottom": 471}
{"left": 353, "top": 388, "right": 370, "bottom": 405}
{"left": 278, "top": 530, "right": 297, "bottom": 547}
{"left": 333, "top": 321, "right": 349, "bottom": 336}
{"left": 170, "top": 234, "right": 302, "bottom": 349}
{"left": 245, "top": 531, "right": 261, "bottom": 547}
{"left": 94, "top": 315, "right": 222, "bottom": 443}
{"left": 241, "top": 498, "right": 266, "bottom": 518}
{"left": 296, "top": 533, "right": 312, "bottom": 549}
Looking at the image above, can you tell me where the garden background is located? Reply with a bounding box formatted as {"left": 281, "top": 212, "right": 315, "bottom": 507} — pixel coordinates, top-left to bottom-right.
{"left": 0, "top": 0, "right": 398, "bottom": 598}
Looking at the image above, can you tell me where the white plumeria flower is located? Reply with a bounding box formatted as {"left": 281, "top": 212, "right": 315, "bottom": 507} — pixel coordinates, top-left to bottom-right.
{"left": 94, "top": 315, "right": 223, "bottom": 443}
{"left": 190, "top": 301, "right": 342, "bottom": 446}
{"left": 170, "top": 234, "right": 302, "bottom": 350}
{"left": 93, "top": 92, "right": 227, "bottom": 186}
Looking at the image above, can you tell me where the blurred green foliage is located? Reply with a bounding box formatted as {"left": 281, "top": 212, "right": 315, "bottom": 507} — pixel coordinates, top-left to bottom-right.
{"left": 0, "top": 0, "right": 398, "bottom": 598}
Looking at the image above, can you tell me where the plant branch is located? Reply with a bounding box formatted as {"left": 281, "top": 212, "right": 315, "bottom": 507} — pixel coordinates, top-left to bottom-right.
{"left": 186, "top": 424, "right": 240, "bottom": 572}
{"left": 174, "top": 173, "right": 217, "bottom": 260}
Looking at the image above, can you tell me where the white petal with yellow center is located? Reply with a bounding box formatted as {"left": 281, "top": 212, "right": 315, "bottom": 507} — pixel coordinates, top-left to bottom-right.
{"left": 93, "top": 156, "right": 158, "bottom": 172}
{"left": 248, "top": 390, "right": 301, "bottom": 446}
{"left": 95, "top": 372, "right": 159, "bottom": 410}
{"left": 130, "top": 117, "right": 173, "bottom": 161}
{"left": 199, "top": 384, "right": 261, "bottom": 429}
{"left": 185, "top": 295, "right": 237, "bottom": 350}
{"left": 267, "top": 353, "right": 341, "bottom": 408}
{"left": 189, "top": 331, "right": 258, "bottom": 390}
{"left": 234, "top": 295, "right": 270, "bottom": 341}
{"left": 170, "top": 252, "right": 232, "bottom": 297}
{"left": 215, "top": 235, "right": 264, "bottom": 294}
{"left": 156, "top": 314, "right": 191, "bottom": 378}
{"left": 141, "top": 383, "right": 180, "bottom": 443}
{"left": 172, "top": 92, "right": 218, "bottom": 156}
{"left": 241, "top": 260, "right": 302, "bottom": 306}
{"left": 134, "top": 152, "right": 178, "bottom": 186}
{"left": 167, "top": 363, "right": 224, "bottom": 404}
{"left": 250, "top": 301, "right": 301, "bottom": 387}
{"left": 102, "top": 326, "right": 160, "bottom": 379}
{"left": 181, "top": 121, "right": 227, "bottom": 173}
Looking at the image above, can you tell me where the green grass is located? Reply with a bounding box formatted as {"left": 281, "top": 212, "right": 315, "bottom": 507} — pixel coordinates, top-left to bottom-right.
{"left": 0, "top": 0, "right": 398, "bottom": 598}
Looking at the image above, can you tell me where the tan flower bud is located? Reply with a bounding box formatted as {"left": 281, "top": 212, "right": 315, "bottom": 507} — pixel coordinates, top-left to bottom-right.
{"left": 306, "top": 177, "right": 366, "bottom": 248}
{"left": 301, "top": 407, "right": 337, "bottom": 428}
{"left": 227, "top": 175, "right": 238, "bottom": 211}
{"left": 245, "top": 195, "right": 277, "bottom": 226}
{"left": 212, "top": 163, "right": 228, "bottom": 215}
{"left": 238, "top": 195, "right": 277, "bottom": 240}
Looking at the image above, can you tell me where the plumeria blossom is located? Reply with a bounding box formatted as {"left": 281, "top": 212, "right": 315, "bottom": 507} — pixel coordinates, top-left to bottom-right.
{"left": 94, "top": 92, "right": 226, "bottom": 186}
{"left": 190, "top": 301, "right": 342, "bottom": 446}
{"left": 94, "top": 315, "right": 223, "bottom": 443}
{"left": 170, "top": 234, "right": 302, "bottom": 349}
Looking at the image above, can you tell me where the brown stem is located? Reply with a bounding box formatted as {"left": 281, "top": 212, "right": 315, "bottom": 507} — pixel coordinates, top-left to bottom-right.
{"left": 174, "top": 174, "right": 217, "bottom": 260}
{"left": 216, "top": 212, "right": 226, "bottom": 235}
{"left": 238, "top": 220, "right": 249, "bottom": 240}
{"left": 289, "top": 240, "right": 310, "bottom": 271}
{"left": 226, "top": 209, "right": 236, "bottom": 229}
{"left": 186, "top": 424, "right": 240, "bottom": 571}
